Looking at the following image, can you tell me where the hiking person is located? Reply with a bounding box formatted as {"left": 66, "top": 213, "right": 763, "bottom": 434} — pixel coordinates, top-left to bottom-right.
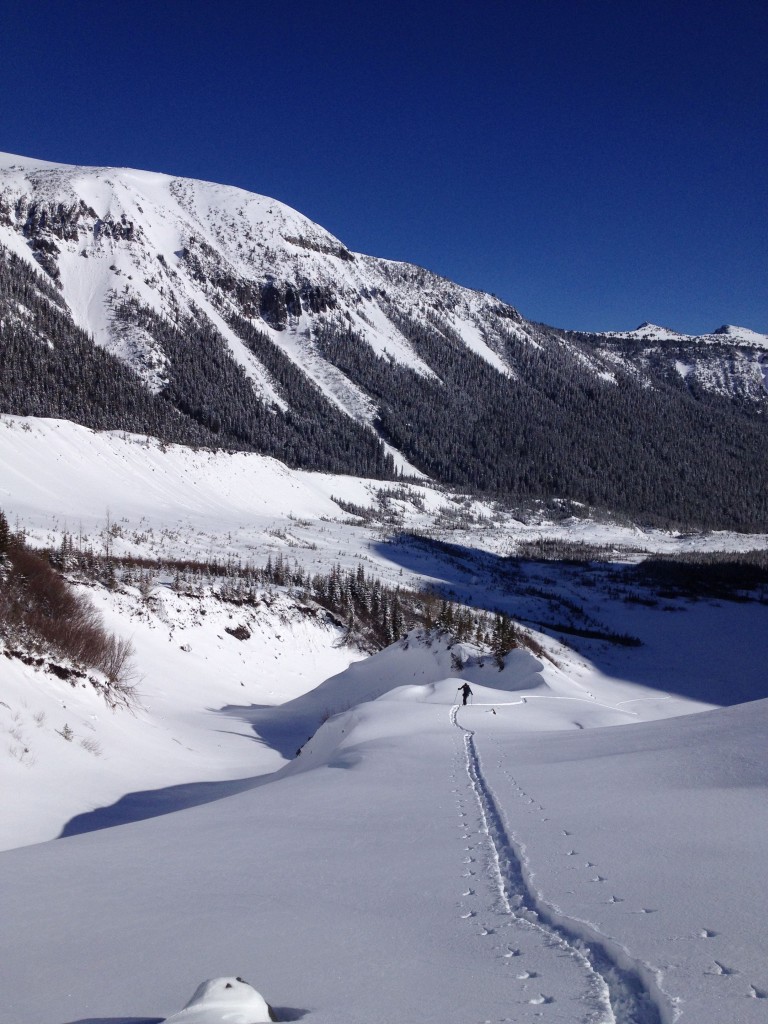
{"left": 460, "top": 682, "right": 473, "bottom": 706}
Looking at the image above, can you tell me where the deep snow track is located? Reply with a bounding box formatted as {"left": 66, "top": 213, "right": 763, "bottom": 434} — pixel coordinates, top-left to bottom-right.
{"left": 450, "top": 705, "right": 669, "bottom": 1024}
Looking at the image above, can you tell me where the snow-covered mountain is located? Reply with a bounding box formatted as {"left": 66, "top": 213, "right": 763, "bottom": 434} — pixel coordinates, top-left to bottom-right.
{"left": 600, "top": 320, "right": 768, "bottom": 348}
{"left": 2, "top": 151, "right": 768, "bottom": 530}
{"left": 0, "top": 152, "right": 528, "bottom": 407}
{"left": 584, "top": 321, "right": 768, "bottom": 409}
{"left": 2, "top": 152, "right": 764, "bottom": 406}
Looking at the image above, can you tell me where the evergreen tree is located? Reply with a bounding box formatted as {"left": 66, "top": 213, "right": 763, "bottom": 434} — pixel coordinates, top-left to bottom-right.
{"left": 491, "top": 613, "right": 518, "bottom": 669}
{"left": 0, "top": 509, "right": 9, "bottom": 557}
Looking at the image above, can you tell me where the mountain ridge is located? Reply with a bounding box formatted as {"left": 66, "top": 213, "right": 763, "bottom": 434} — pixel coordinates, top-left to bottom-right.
{"left": 1, "top": 152, "right": 767, "bottom": 530}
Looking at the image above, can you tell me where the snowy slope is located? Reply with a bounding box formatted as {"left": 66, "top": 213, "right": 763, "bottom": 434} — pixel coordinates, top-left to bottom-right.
{"left": 0, "top": 632, "right": 765, "bottom": 1024}
{"left": 710, "top": 323, "right": 768, "bottom": 348}
{"left": 4, "top": 414, "right": 767, "bottom": 596}
{"left": 0, "top": 150, "right": 530, "bottom": 418}
{"left": 0, "top": 582, "right": 362, "bottom": 850}
{"left": 1, "top": 406, "right": 768, "bottom": 1022}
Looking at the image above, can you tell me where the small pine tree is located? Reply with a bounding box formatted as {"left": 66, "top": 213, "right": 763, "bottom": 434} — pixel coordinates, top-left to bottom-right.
{"left": 0, "top": 509, "right": 9, "bottom": 557}
{"left": 437, "top": 599, "right": 454, "bottom": 632}
{"left": 491, "top": 612, "right": 518, "bottom": 669}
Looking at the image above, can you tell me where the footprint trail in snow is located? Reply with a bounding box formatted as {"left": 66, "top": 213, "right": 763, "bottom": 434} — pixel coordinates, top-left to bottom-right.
{"left": 449, "top": 703, "right": 668, "bottom": 1024}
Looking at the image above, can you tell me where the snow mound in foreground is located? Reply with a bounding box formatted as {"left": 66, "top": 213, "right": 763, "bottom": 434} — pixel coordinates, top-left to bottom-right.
{"left": 165, "top": 976, "right": 275, "bottom": 1023}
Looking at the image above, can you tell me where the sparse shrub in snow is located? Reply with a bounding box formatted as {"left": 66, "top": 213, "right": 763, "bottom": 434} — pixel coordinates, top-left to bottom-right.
{"left": 138, "top": 570, "right": 154, "bottom": 600}
{"left": 224, "top": 623, "right": 251, "bottom": 640}
{"left": 0, "top": 536, "right": 137, "bottom": 699}
{"left": 451, "top": 649, "right": 467, "bottom": 672}
{"left": 7, "top": 743, "right": 33, "bottom": 765}
{"left": 100, "top": 635, "right": 136, "bottom": 688}
{"left": 79, "top": 736, "right": 101, "bottom": 756}
{"left": 27, "top": 526, "right": 550, "bottom": 663}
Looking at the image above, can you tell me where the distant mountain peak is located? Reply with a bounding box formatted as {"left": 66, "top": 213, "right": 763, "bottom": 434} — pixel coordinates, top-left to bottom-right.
{"left": 620, "top": 322, "right": 686, "bottom": 340}
{"left": 710, "top": 324, "right": 768, "bottom": 347}
{"left": 601, "top": 322, "right": 767, "bottom": 348}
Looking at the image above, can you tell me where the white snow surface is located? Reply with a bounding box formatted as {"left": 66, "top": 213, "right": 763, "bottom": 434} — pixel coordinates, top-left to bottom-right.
{"left": 1, "top": 632, "right": 766, "bottom": 1024}
{"left": 1, "top": 414, "right": 768, "bottom": 1024}
{"left": 3, "top": 415, "right": 766, "bottom": 570}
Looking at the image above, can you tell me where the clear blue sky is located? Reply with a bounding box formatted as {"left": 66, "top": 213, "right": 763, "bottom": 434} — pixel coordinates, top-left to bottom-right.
{"left": 1, "top": 0, "right": 765, "bottom": 334}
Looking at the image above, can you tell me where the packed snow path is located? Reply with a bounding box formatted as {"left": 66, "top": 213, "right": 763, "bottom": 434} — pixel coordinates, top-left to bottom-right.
{"left": 450, "top": 704, "right": 668, "bottom": 1024}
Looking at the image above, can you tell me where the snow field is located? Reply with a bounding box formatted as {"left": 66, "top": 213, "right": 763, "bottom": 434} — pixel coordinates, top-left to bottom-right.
{"left": 2, "top": 636, "right": 765, "bottom": 1023}
{"left": 1, "top": 413, "right": 768, "bottom": 1022}
{"left": 3, "top": 417, "right": 766, "bottom": 585}
{"left": 0, "top": 584, "right": 362, "bottom": 850}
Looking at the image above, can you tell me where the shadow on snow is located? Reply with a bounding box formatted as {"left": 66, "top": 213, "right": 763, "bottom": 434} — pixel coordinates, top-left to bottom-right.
{"left": 58, "top": 705, "right": 315, "bottom": 839}
{"left": 62, "top": 1019, "right": 163, "bottom": 1023}
{"left": 62, "top": 1009, "right": 307, "bottom": 1024}
{"left": 59, "top": 533, "right": 768, "bottom": 840}
{"left": 372, "top": 533, "right": 768, "bottom": 706}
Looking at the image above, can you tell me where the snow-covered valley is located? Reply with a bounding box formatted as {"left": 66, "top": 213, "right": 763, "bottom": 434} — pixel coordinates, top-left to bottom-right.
{"left": 1, "top": 415, "right": 767, "bottom": 1024}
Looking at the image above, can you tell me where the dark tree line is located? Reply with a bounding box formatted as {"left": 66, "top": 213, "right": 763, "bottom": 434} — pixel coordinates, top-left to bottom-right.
{"left": 314, "top": 311, "right": 768, "bottom": 531}
{"left": 3, "top": 239, "right": 768, "bottom": 531}
{"left": 0, "top": 246, "right": 395, "bottom": 479}
{"left": 43, "top": 535, "right": 524, "bottom": 659}
{"left": 110, "top": 298, "right": 395, "bottom": 477}
{"left": 227, "top": 310, "right": 394, "bottom": 476}
{"left": 0, "top": 247, "right": 211, "bottom": 444}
